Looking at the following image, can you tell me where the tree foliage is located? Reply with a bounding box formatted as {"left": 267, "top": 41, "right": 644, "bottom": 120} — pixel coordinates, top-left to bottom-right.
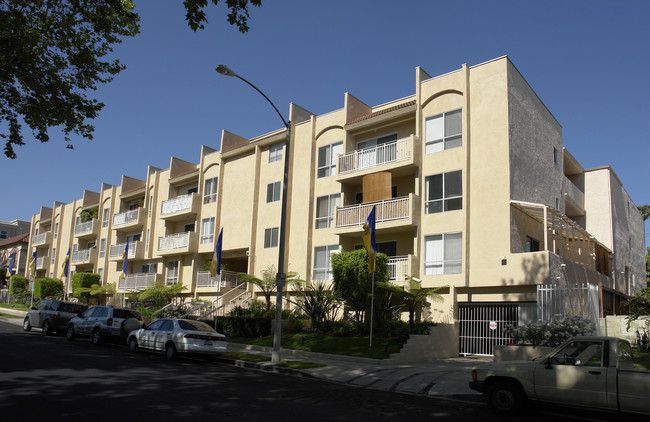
{"left": 639, "top": 205, "right": 649, "bottom": 221}
{"left": 1, "top": 0, "right": 261, "bottom": 158}
{"left": 330, "top": 249, "right": 389, "bottom": 322}
{"left": 379, "top": 275, "right": 446, "bottom": 328}
{"left": 625, "top": 285, "right": 650, "bottom": 329}
{"left": 290, "top": 280, "right": 341, "bottom": 330}
{"left": 71, "top": 272, "right": 100, "bottom": 303}
{"left": 137, "top": 280, "right": 186, "bottom": 309}
{"left": 238, "top": 265, "right": 301, "bottom": 311}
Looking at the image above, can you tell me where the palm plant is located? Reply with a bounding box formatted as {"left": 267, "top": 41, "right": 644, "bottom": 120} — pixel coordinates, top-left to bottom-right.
{"left": 290, "top": 281, "right": 341, "bottom": 329}
{"left": 238, "top": 265, "right": 302, "bottom": 311}
{"left": 381, "top": 275, "right": 446, "bottom": 328}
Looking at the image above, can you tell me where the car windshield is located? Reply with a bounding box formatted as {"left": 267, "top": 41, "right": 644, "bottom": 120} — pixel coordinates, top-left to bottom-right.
{"left": 178, "top": 320, "right": 216, "bottom": 332}
{"left": 113, "top": 309, "right": 143, "bottom": 320}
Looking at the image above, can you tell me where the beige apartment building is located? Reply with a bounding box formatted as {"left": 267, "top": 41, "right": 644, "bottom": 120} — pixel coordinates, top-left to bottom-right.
{"left": 26, "top": 56, "right": 645, "bottom": 355}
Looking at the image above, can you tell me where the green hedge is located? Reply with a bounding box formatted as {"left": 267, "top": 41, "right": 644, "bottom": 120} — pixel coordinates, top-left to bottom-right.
{"left": 33, "top": 278, "right": 64, "bottom": 299}
{"left": 9, "top": 276, "right": 28, "bottom": 296}
{"left": 212, "top": 317, "right": 272, "bottom": 337}
{"left": 72, "top": 272, "right": 100, "bottom": 302}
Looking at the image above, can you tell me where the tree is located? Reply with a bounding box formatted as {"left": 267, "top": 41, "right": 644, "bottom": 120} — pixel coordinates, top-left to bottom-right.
{"left": 330, "top": 249, "right": 389, "bottom": 323}
{"left": 238, "top": 265, "right": 301, "bottom": 311}
{"left": 1, "top": 0, "right": 261, "bottom": 158}
{"left": 76, "top": 282, "right": 116, "bottom": 305}
{"left": 289, "top": 280, "right": 341, "bottom": 330}
{"left": 639, "top": 205, "right": 649, "bottom": 221}
{"left": 380, "top": 276, "right": 445, "bottom": 328}
{"left": 138, "top": 280, "right": 186, "bottom": 309}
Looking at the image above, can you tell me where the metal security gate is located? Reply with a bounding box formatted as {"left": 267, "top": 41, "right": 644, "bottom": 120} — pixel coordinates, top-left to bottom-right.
{"left": 537, "top": 283, "right": 600, "bottom": 334}
{"left": 458, "top": 302, "right": 536, "bottom": 356}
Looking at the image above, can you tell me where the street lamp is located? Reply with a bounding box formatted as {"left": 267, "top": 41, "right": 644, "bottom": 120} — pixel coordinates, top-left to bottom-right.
{"left": 216, "top": 64, "right": 290, "bottom": 364}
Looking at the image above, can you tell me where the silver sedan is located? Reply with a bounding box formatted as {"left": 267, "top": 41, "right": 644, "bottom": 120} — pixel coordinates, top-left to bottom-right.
{"left": 127, "top": 318, "right": 227, "bottom": 360}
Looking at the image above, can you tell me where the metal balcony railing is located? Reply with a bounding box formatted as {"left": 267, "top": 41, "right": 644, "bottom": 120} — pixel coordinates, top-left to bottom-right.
{"left": 196, "top": 270, "right": 239, "bottom": 288}
{"left": 113, "top": 208, "right": 142, "bottom": 227}
{"left": 336, "top": 196, "right": 410, "bottom": 228}
{"left": 158, "top": 232, "right": 191, "bottom": 251}
{"left": 118, "top": 273, "right": 156, "bottom": 290}
{"left": 338, "top": 136, "right": 412, "bottom": 174}
{"left": 161, "top": 194, "right": 195, "bottom": 216}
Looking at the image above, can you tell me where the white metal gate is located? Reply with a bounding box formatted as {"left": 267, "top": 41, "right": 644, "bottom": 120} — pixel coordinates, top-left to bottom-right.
{"left": 537, "top": 283, "right": 600, "bottom": 333}
{"left": 458, "top": 302, "right": 536, "bottom": 356}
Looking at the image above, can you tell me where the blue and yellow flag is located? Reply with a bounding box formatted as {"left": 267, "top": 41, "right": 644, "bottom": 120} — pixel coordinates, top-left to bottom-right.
{"left": 6, "top": 252, "right": 15, "bottom": 279}
{"left": 29, "top": 250, "right": 37, "bottom": 276}
{"left": 362, "top": 206, "right": 376, "bottom": 273}
{"left": 61, "top": 248, "right": 70, "bottom": 277}
{"left": 210, "top": 228, "right": 223, "bottom": 277}
{"left": 121, "top": 241, "right": 129, "bottom": 279}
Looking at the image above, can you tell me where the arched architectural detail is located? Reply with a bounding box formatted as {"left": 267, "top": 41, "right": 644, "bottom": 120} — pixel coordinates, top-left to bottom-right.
{"left": 315, "top": 125, "right": 344, "bottom": 141}
{"left": 420, "top": 89, "right": 463, "bottom": 109}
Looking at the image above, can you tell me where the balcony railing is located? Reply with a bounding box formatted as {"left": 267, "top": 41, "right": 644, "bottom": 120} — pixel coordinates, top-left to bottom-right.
{"left": 118, "top": 273, "right": 156, "bottom": 291}
{"left": 36, "top": 255, "right": 48, "bottom": 269}
{"left": 388, "top": 256, "right": 409, "bottom": 281}
{"left": 74, "top": 219, "right": 98, "bottom": 238}
{"left": 161, "top": 194, "right": 196, "bottom": 216}
{"left": 196, "top": 270, "right": 239, "bottom": 288}
{"left": 158, "top": 232, "right": 191, "bottom": 252}
{"left": 336, "top": 196, "right": 410, "bottom": 228}
{"left": 33, "top": 232, "right": 51, "bottom": 246}
{"left": 71, "top": 248, "right": 97, "bottom": 264}
{"left": 109, "top": 241, "right": 142, "bottom": 260}
{"left": 113, "top": 208, "right": 145, "bottom": 229}
{"left": 338, "top": 136, "right": 412, "bottom": 174}
{"left": 564, "top": 176, "right": 585, "bottom": 213}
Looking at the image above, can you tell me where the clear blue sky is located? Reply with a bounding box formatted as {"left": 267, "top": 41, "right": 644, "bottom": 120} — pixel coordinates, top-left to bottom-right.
{"left": 2, "top": 0, "right": 648, "bottom": 242}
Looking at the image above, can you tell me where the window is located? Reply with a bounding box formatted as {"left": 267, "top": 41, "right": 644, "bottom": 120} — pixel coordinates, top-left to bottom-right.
{"left": 142, "top": 263, "right": 157, "bottom": 273}
{"left": 54, "top": 222, "right": 59, "bottom": 239}
{"left": 0, "top": 230, "right": 7, "bottom": 239}
{"left": 98, "top": 268, "right": 103, "bottom": 281}
{"left": 553, "top": 147, "right": 559, "bottom": 166}
{"left": 425, "top": 170, "right": 462, "bottom": 214}
{"left": 264, "top": 227, "right": 279, "bottom": 248}
{"left": 99, "top": 238, "right": 106, "bottom": 258}
{"left": 526, "top": 236, "right": 540, "bottom": 252}
{"left": 266, "top": 181, "right": 281, "bottom": 203}
{"left": 313, "top": 245, "right": 338, "bottom": 280}
{"left": 187, "top": 186, "right": 198, "bottom": 195}
{"left": 424, "top": 232, "right": 462, "bottom": 275}
{"left": 204, "top": 177, "right": 218, "bottom": 204}
{"left": 315, "top": 194, "right": 340, "bottom": 229}
{"left": 201, "top": 217, "right": 215, "bottom": 244}
{"left": 184, "top": 223, "right": 195, "bottom": 232}
{"left": 317, "top": 142, "right": 343, "bottom": 178}
{"left": 356, "top": 134, "right": 397, "bottom": 169}
{"left": 269, "top": 143, "right": 283, "bottom": 163}
{"left": 126, "top": 234, "right": 141, "bottom": 243}
{"left": 51, "top": 248, "right": 56, "bottom": 265}
{"left": 102, "top": 208, "right": 110, "bottom": 228}
{"left": 166, "top": 261, "right": 179, "bottom": 285}
{"left": 425, "top": 109, "right": 462, "bottom": 153}
{"left": 149, "top": 195, "right": 153, "bottom": 216}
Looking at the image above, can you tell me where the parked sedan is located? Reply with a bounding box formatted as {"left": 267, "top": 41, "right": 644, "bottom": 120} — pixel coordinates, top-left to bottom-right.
{"left": 127, "top": 318, "right": 227, "bottom": 360}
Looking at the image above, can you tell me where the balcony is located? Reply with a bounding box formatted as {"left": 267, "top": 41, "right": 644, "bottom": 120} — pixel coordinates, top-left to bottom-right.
{"left": 74, "top": 219, "right": 99, "bottom": 239}
{"left": 387, "top": 255, "right": 415, "bottom": 282}
{"left": 337, "top": 135, "right": 415, "bottom": 182}
{"left": 564, "top": 176, "right": 585, "bottom": 217}
{"left": 71, "top": 248, "right": 97, "bottom": 265}
{"left": 32, "top": 231, "right": 52, "bottom": 247}
{"left": 108, "top": 241, "right": 144, "bottom": 261}
{"left": 112, "top": 208, "right": 146, "bottom": 231}
{"left": 160, "top": 193, "right": 199, "bottom": 221}
{"left": 196, "top": 270, "right": 239, "bottom": 289}
{"left": 118, "top": 272, "right": 157, "bottom": 291}
{"left": 36, "top": 255, "right": 48, "bottom": 270}
{"left": 157, "top": 232, "right": 197, "bottom": 256}
{"left": 335, "top": 194, "right": 418, "bottom": 236}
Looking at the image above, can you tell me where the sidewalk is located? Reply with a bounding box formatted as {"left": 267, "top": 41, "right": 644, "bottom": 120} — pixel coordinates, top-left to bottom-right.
{"left": 1, "top": 309, "right": 488, "bottom": 402}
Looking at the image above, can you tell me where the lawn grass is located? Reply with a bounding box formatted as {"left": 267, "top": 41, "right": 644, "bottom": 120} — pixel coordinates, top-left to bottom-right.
{"left": 228, "top": 332, "right": 405, "bottom": 359}
{"left": 0, "top": 312, "right": 22, "bottom": 318}
{"left": 0, "top": 302, "right": 30, "bottom": 311}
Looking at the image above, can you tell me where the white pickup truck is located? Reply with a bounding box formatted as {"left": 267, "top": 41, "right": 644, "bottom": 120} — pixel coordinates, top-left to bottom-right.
{"left": 469, "top": 336, "right": 650, "bottom": 415}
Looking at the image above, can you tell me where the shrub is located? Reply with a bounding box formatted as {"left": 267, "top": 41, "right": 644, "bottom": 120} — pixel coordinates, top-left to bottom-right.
{"left": 71, "top": 273, "right": 101, "bottom": 303}
{"left": 9, "top": 276, "right": 28, "bottom": 296}
{"left": 216, "top": 316, "right": 272, "bottom": 337}
{"left": 506, "top": 316, "right": 596, "bottom": 347}
{"left": 382, "top": 319, "right": 410, "bottom": 341}
{"left": 34, "top": 278, "right": 64, "bottom": 299}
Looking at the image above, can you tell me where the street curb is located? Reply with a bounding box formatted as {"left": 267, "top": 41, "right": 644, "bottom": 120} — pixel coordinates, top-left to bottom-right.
{"left": 217, "top": 356, "right": 316, "bottom": 378}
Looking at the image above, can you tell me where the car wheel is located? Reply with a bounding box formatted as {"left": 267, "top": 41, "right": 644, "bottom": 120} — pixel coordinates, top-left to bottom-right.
{"left": 23, "top": 317, "right": 32, "bottom": 332}
{"left": 66, "top": 325, "right": 75, "bottom": 341}
{"left": 128, "top": 337, "right": 139, "bottom": 353}
{"left": 91, "top": 328, "right": 103, "bottom": 346}
{"left": 165, "top": 342, "right": 177, "bottom": 360}
{"left": 42, "top": 320, "right": 51, "bottom": 335}
{"left": 485, "top": 380, "right": 525, "bottom": 415}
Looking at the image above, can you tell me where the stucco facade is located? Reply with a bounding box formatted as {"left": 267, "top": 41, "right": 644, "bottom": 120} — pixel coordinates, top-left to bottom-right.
{"left": 26, "top": 57, "right": 646, "bottom": 352}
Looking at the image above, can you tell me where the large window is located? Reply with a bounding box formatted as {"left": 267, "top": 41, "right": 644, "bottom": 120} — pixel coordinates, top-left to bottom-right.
{"left": 425, "top": 109, "right": 462, "bottom": 153}
{"left": 269, "top": 143, "right": 283, "bottom": 163}
{"left": 201, "top": 217, "right": 215, "bottom": 244}
{"left": 317, "top": 142, "right": 343, "bottom": 178}
{"left": 102, "top": 208, "right": 110, "bottom": 228}
{"left": 264, "top": 227, "right": 279, "bottom": 248}
{"left": 266, "top": 181, "right": 281, "bottom": 203}
{"left": 99, "top": 238, "right": 106, "bottom": 258}
{"left": 424, "top": 232, "right": 462, "bottom": 275}
{"left": 315, "top": 194, "right": 340, "bottom": 229}
{"left": 313, "top": 245, "right": 338, "bottom": 280}
{"left": 425, "top": 170, "right": 462, "bottom": 214}
{"left": 166, "top": 261, "right": 179, "bottom": 285}
{"left": 203, "top": 177, "right": 218, "bottom": 204}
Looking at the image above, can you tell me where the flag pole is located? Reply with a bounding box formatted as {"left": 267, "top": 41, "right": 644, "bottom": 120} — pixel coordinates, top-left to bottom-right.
{"left": 369, "top": 271, "right": 375, "bottom": 352}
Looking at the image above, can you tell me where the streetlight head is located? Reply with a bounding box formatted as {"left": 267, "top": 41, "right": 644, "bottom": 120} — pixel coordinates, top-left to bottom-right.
{"left": 216, "top": 64, "right": 236, "bottom": 77}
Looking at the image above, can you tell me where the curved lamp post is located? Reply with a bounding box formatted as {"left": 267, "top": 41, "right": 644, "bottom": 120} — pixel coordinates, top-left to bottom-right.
{"left": 215, "top": 65, "right": 290, "bottom": 364}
